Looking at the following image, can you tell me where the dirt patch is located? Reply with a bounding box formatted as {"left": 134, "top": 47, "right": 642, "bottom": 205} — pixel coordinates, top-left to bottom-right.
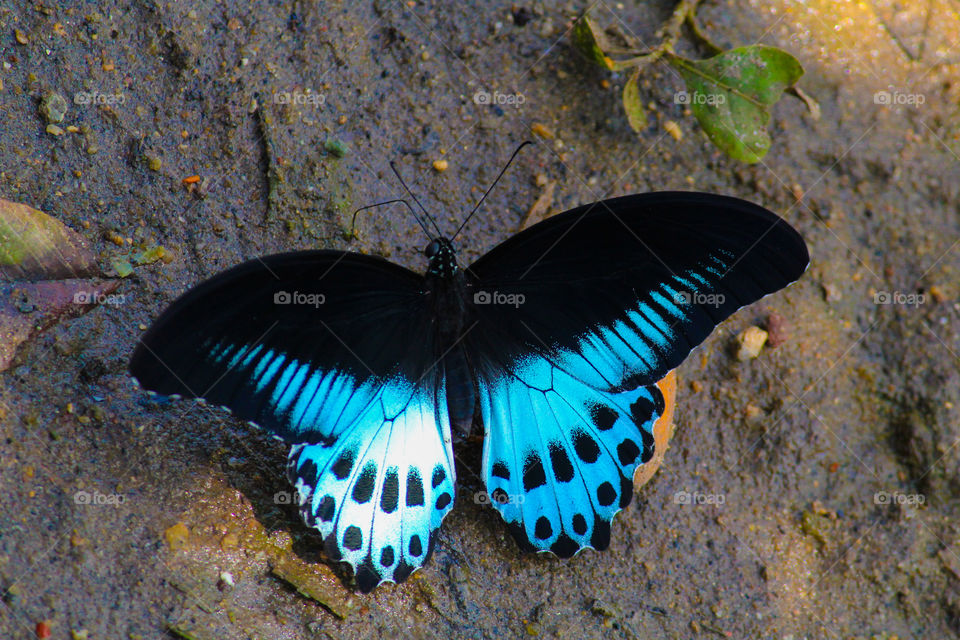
{"left": 1, "top": 1, "right": 959, "bottom": 638}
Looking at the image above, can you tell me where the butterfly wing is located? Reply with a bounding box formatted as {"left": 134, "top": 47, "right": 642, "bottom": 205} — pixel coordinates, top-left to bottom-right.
{"left": 464, "top": 192, "right": 808, "bottom": 554}
{"left": 129, "top": 251, "right": 456, "bottom": 591}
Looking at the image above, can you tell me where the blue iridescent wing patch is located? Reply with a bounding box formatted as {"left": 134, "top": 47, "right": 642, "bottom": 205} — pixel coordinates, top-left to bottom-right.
{"left": 287, "top": 378, "right": 455, "bottom": 591}
{"left": 478, "top": 361, "right": 663, "bottom": 555}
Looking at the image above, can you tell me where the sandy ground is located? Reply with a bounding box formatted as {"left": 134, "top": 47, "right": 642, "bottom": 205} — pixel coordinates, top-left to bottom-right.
{"left": 1, "top": 1, "right": 959, "bottom": 638}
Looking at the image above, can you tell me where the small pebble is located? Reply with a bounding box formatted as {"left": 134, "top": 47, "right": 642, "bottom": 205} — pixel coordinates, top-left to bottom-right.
{"left": 735, "top": 326, "right": 768, "bottom": 361}
{"left": 15, "top": 29, "right": 29, "bottom": 45}
{"left": 145, "top": 153, "right": 162, "bottom": 171}
{"left": 822, "top": 282, "right": 841, "bottom": 301}
{"left": 765, "top": 312, "right": 790, "bottom": 347}
{"left": 164, "top": 522, "right": 190, "bottom": 550}
{"left": 324, "top": 139, "right": 347, "bottom": 158}
{"left": 432, "top": 158, "right": 448, "bottom": 172}
{"left": 531, "top": 122, "right": 554, "bottom": 139}
{"left": 39, "top": 92, "right": 68, "bottom": 123}
{"left": 664, "top": 120, "right": 683, "bottom": 141}
{"left": 45, "top": 124, "right": 65, "bottom": 136}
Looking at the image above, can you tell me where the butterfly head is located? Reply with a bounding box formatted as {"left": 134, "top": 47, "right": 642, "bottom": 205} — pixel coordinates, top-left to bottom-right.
{"left": 424, "top": 237, "right": 458, "bottom": 278}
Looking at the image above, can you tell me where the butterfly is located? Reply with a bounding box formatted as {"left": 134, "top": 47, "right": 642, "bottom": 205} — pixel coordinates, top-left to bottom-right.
{"left": 130, "top": 189, "right": 808, "bottom": 592}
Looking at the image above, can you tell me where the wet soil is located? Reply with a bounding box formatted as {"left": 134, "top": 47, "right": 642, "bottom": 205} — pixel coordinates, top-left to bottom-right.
{"left": 1, "top": 1, "right": 959, "bottom": 638}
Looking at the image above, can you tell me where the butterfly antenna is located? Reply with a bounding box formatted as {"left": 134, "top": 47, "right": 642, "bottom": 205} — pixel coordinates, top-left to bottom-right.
{"left": 451, "top": 140, "right": 533, "bottom": 242}
{"left": 390, "top": 161, "right": 444, "bottom": 238}
{"left": 350, "top": 199, "right": 423, "bottom": 238}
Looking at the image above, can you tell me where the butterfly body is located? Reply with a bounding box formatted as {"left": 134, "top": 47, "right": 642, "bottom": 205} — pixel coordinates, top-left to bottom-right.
{"left": 131, "top": 191, "right": 808, "bottom": 592}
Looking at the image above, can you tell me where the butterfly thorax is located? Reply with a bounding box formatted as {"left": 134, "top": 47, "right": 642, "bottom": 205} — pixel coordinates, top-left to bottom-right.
{"left": 423, "top": 237, "right": 467, "bottom": 339}
{"left": 424, "top": 237, "right": 458, "bottom": 279}
{"left": 423, "top": 237, "right": 475, "bottom": 436}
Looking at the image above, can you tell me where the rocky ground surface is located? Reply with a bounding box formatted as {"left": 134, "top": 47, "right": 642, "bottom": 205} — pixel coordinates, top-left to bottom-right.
{"left": 1, "top": 1, "right": 959, "bottom": 638}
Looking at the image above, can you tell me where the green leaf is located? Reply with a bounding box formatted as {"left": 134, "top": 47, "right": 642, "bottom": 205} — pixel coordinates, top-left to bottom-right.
{"left": 571, "top": 14, "right": 614, "bottom": 70}
{"left": 667, "top": 45, "right": 803, "bottom": 163}
{"left": 0, "top": 198, "right": 99, "bottom": 281}
{"left": 622, "top": 69, "right": 647, "bottom": 133}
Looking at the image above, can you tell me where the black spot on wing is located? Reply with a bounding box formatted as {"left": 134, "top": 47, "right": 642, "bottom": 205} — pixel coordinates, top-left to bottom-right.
{"left": 343, "top": 525, "right": 363, "bottom": 551}
{"left": 640, "top": 428, "right": 655, "bottom": 463}
{"left": 572, "top": 429, "right": 600, "bottom": 463}
{"left": 597, "top": 481, "right": 616, "bottom": 507}
{"left": 405, "top": 468, "right": 424, "bottom": 506}
{"left": 619, "top": 475, "right": 633, "bottom": 509}
{"left": 297, "top": 458, "right": 318, "bottom": 485}
{"left": 318, "top": 495, "right": 336, "bottom": 522}
{"left": 551, "top": 533, "right": 580, "bottom": 558}
{"left": 435, "top": 492, "right": 451, "bottom": 510}
{"left": 548, "top": 442, "right": 574, "bottom": 482}
{"left": 522, "top": 453, "right": 547, "bottom": 491}
{"left": 409, "top": 535, "right": 422, "bottom": 557}
{"left": 355, "top": 561, "right": 381, "bottom": 593}
{"left": 380, "top": 469, "right": 399, "bottom": 513}
{"left": 590, "top": 518, "right": 611, "bottom": 550}
{"left": 380, "top": 545, "right": 395, "bottom": 567}
{"left": 630, "top": 395, "right": 655, "bottom": 424}
{"left": 393, "top": 560, "right": 414, "bottom": 583}
{"left": 332, "top": 449, "right": 356, "bottom": 480}
{"left": 492, "top": 461, "right": 510, "bottom": 479}
{"left": 323, "top": 532, "right": 342, "bottom": 561}
{"left": 649, "top": 384, "right": 665, "bottom": 414}
{"left": 507, "top": 520, "right": 536, "bottom": 553}
{"left": 352, "top": 462, "right": 376, "bottom": 504}
{"left": 617, "top": 438, "right": 641, "bottom": 466}
{"left": 534, "top": 516, "right": 553, "bottom": 540}
{"left": 431, "top": 465, "right": 446, "bottom": 488}
{"left": 572, "top": 513, "right": 588, "bottom": 535}
{"left": 589, "top": 403, "right": 618, "bottom": 431}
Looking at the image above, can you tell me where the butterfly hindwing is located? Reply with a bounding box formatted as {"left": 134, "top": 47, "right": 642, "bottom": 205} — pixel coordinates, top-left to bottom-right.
{"left": 479, "top": 357, "right": 663, "bottom": 555}
{"left": 130, "top": 251, "right": 457, "bottom": 590}
{"left": 287, "top": 378, "right": 456, "bottom": 592}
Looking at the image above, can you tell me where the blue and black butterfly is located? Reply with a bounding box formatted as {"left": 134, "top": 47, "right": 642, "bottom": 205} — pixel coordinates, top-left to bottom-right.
{"left": 130, "top": 189, "right": 808, "bottom": 592}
